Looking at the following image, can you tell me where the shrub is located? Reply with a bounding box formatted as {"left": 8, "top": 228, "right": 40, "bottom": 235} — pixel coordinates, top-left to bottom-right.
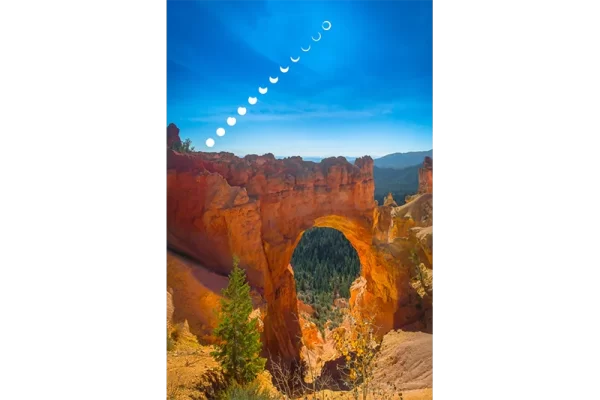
{"left": 167, "top": 330, "right": 175, "bottom": 352}
{"left": 170, "top": 138, "right": 195, "bottom": 153}
{"left": 216, "top": 382, "right": 273, "bottom": 400}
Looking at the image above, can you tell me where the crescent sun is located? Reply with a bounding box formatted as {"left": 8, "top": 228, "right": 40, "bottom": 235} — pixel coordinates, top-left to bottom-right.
{"left": 269, "top": 76, "right": 279, "bottom": 84}
{"left": 322, "top": 20, "right": 332, "bottom": 31}
{"left": 280, "top": 66, "right": 289, "bottom": 73}
{"left": 258, "top": 87, "right": 268, "bottom": 95}
{"left": 312, "top": 32, "right": 322, "bottom": 42}
{"left": 301, "top": 45, "right": 311, "bottom": 52}
{"left": 290, "top": 56, "right": 300, "bottom": 63}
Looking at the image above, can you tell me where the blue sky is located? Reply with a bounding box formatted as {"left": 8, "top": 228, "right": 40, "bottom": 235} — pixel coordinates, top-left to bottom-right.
{"left": 167, "top": 0, "right": 432, "bottom": 158}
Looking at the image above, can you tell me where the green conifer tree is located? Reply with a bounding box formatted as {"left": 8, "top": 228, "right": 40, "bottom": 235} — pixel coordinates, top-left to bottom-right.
{"left": 211, "top": 257, "right": 266, "bottom": 385}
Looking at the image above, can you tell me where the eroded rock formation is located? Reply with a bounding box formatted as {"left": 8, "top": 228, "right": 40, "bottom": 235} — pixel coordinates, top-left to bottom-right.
{"left": 166, "top": 125, "right": 432, "bottom": 363}
{"left": 167, "top": 123, "right": 181, "bottom": 148}
{"left": 370, "top": 156, "right": 433, "bottom": 330}
{"left": 383, "top": 192, "right": 398, "bottom": 207}
{"left": 418, "top": 156, "right": 433, "bottom": 194}
{"left": 371, "top": 185, "right": 433, "bottom": 331}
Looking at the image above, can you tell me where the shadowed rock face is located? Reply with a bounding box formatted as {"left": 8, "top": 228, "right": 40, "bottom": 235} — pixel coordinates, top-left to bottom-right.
{"left": 167, "top": 123, "right": 181, "bottom": 148}
{"left": 167, "top": 250, "right": 267, "bottom": 344}
{"left": 166, "top": 128, "right": 432, "bottom": 362}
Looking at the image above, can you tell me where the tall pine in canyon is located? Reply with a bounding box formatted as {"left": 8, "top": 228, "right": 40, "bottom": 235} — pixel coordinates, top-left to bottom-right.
{"left": 211, "top": 256, "right": 266, "bottom": 385}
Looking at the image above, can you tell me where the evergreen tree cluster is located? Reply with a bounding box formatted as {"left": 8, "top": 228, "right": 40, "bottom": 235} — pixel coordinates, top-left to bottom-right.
{"left": 291, "top": 227, "right": 361, "bottom": 331}
{"left": 170, "top": 137, "right": 195, "bottom": 153}
{"left": 373, "top": 165, "right": 420, "bottom": 205}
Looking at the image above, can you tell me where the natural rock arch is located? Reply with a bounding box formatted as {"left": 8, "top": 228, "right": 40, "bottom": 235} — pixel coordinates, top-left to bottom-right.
{"left": 166, "top": 134, "right": 431, "bottom": 363}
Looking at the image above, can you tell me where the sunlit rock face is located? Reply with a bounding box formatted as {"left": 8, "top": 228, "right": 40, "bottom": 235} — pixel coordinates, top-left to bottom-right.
{"left": 166, "top": 125, "right": 433, "bottom": 362}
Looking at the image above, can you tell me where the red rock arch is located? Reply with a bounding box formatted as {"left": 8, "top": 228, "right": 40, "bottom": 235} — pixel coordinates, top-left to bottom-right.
{"left": 167, "top": 144, "right": 429, "bottom": 362}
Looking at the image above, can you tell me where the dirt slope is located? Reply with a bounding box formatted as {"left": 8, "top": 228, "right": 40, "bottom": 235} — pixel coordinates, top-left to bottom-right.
{"left": 372, "top": 330, "right": 432, "bottom": 392}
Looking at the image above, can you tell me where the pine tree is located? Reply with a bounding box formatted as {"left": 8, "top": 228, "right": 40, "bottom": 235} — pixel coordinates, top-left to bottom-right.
{"left": 211, "top": 257, "right": 266, "bottom": 385}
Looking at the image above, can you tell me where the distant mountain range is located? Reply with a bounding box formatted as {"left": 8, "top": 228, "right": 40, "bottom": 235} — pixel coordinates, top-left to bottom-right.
{"left": 372, "top": 151, "right": 432, "bottom": 204}
{"left": 373, "top": 150, "right": 433, "bottom": 170}
{"left": 276, "top": 156, "right": 356, "bottom": 163}
{"left": 276, "top": 150, "right": 431, "bottom": 170}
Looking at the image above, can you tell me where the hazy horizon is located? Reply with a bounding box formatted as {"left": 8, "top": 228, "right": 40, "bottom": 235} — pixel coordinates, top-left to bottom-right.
{"left": 182, "top": 148, "right": 433, "bottom": 161}
{"left": 175, "top": 137, "right": 432, "bottom": 159}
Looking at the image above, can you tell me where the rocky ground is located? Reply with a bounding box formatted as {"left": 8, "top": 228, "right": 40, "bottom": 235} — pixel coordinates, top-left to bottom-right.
{"left": 167, "top": 344, "right": 220, "bottom": 400}
{"left": 167, "top": 328, "right": 432, "bottom": 400}
{"left": 303, "top": 330, "right": 432, "bottom": 400}
{"left": 167, "top": 341, "right": 279, "bottom": 400}
{"left": 298, "top": 388, "right": 432, "bottom": 400}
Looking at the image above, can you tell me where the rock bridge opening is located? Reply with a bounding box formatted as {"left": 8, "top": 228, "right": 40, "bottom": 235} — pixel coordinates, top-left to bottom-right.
{"left": 291, "top": 225, "right": 361, "bottom": 337}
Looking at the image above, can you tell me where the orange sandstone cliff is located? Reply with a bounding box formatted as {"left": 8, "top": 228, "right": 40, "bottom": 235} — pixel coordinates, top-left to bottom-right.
{"left": 166, "top": 125, "right": 432, "bottom": 363}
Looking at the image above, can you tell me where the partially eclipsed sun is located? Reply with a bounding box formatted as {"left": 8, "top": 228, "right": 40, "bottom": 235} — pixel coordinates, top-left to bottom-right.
{"left": 207, "top": 22, "right": 334, "bottom": 144}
